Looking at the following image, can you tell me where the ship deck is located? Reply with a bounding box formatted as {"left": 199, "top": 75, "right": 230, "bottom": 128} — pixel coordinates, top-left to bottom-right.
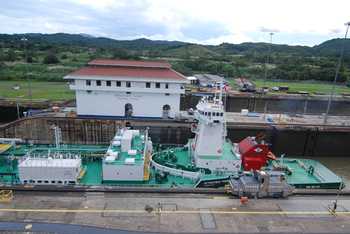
{"left": 270, "top": 158, "right": 343, "bottom": 189}
{"left": 0, "top": 144, "right": 344, "bottom": 189}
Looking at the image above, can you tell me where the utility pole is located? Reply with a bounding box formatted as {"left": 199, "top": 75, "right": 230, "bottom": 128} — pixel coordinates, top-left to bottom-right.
{"left": 21, "top": 37, "right": 32, "bottom": 106}
{"left": 323, "top": 22, "right": 350, "bottom": 124}
{"left": 263, "top": 32, "right": 274, "bottom": 86}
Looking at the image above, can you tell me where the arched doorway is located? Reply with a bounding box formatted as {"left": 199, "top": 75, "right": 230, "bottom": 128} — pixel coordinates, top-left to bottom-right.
{"left": 125, "top": 103, "right": 133, "bottom": 117}
{"left": 162, "top": 104, "right": 171, "bottom": 118}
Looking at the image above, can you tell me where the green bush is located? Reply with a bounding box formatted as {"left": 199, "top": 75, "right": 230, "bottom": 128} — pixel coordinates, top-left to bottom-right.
{"left": 43, "top": 53, "right": 60, "bottom": 64}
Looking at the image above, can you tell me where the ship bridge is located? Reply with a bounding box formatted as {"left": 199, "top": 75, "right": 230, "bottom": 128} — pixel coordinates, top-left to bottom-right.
{"left": 195, "top": 97, "right": 224, "bottom": 123}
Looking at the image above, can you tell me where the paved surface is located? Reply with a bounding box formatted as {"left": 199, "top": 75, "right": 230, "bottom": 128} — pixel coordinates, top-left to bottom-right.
{"left": 0, "top": 192, "right": 350, "bottom": 233}
{"left": 226, "top": 112, "right": 350, "bottom": 126}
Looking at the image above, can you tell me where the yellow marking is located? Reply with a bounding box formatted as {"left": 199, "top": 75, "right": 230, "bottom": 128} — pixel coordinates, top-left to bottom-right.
{"left": 0, "top": 144, "right": 11, "bottom": 154}
{"left": 77, "top": 167, "right": 86, "bottom": 180}
{"left": 0, "top": 208, "right": 348, "bottom": 215}
{"left": 143, "top": 152, "right": 151, "bottom": 181}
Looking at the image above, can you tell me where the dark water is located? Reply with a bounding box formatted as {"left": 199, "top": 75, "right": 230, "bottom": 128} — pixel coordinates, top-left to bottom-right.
{"left": 0, "top": 221, "right": 153, "bottom": 234}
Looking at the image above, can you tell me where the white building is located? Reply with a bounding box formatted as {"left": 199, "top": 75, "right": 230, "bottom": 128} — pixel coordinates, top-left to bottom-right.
{"left": 64, "top": 59, "right": 189, "bottom": 118}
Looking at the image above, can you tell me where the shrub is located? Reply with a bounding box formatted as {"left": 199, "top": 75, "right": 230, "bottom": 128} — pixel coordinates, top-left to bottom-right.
{"left": 43, "top": 53, "right": 59, "bottom": 64}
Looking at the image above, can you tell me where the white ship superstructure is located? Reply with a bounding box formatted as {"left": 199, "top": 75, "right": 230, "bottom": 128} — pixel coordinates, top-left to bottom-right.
{"left": 102, "top": 128, "right": 153, "bottom": 181}
{"left": 191, "top": 91, "right": 241, "bottom": 174}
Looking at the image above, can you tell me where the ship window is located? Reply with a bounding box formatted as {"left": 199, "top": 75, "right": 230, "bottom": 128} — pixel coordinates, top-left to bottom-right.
{"left": 116, "top": 81, "right": 121, "bottom": 87}
{"left": 165, "top": 93, "right": 170, "bottom": 96}
{"left": 208, "top": 112, "right": 211, "bottom": 116}
{"left": 204, "top": 112, "right": 207, "bottom": 116}
{"left": 86, "top": 80, "right": 91, "bottom": 86}
{"left": 44, "top": 180, "right": 49, "bottom": 184}
{"left": 146, "top": 82, "right": 151, "bottom": 88}
{"left": 220, "top": 113, "right": 223, "bottom": 116}
{"left": 58, "top": 181, "right": 63, "bottom": 184}
{"left": 165, "top": 83, "right": 169, "bottom": 89}
{"left": 37, "top": 180, "right": 42, "bottom": 184}
{"left": 126, "top": 81, "right": 131, "bottom": 88}
{"left": 23, "top": 180, "right": 27, "bottom": 183}
{"left": 216, "top": 112, "right": 220, "bottom": 116}
{"left": 106, "top": 80, "right": 111, "bottom": 86}
{"left": 51, "top": 181, "right": 56, "bottom": 184}
{"left": 156, "top": 82, "right": 160, "bottom": 88}
{"left": 68, "top": 181, "right": 75, "bottom": 185}
{"left": 96, "top": 80, "right": 101, "bottom": 86}
{"left": 29, "top": 180, "right": 34, "bottom": 183}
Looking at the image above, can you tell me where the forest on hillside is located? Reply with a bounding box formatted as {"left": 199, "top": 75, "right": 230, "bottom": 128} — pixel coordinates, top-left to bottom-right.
{"left": 0, "top": 33, "right": 349, "bottom": 84}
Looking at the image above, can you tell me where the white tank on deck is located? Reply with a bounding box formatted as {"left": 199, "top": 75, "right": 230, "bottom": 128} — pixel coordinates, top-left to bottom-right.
{"left": 18, "top": 157, "right": 82, "bottom": 185}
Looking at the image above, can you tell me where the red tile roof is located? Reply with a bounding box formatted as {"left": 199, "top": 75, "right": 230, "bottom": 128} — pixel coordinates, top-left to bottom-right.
{"left": 67, "top": 66, "right": 187, "bottom": 81}
{"left": 88, "top": 59, "right": 171, "bottom": 68}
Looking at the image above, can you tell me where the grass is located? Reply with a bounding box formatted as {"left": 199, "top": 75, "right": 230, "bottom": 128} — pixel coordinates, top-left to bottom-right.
{"left": 0, "top": 80, "right": 74, "bottom": 100}
{"left": 229, "top": 79, "right": 350, "bottom": 95}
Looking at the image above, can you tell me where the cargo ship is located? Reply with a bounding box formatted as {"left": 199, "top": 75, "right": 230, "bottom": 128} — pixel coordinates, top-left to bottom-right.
{"left": 0, "top": 91, "right": 344, "bottom": 191}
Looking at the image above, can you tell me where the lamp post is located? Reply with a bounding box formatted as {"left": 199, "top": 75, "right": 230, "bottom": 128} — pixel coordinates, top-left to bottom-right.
{"left": 21, "top": 37, "right": 32, "bottom": 106}
{"left": 263, "top": 32, "right": 274, "bottom": 86}
{"left": 323, "top": 22, "right": 350, "bottom": 124}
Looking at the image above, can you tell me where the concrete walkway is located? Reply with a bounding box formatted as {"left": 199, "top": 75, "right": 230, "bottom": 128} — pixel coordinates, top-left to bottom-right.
{"left": 0, "top": 192, "right": 350, "bottom": 233}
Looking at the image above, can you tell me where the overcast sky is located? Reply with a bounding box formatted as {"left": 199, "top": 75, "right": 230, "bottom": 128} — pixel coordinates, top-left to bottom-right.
{"left": 1, "top": 0, "right": 349, "bottom": 46}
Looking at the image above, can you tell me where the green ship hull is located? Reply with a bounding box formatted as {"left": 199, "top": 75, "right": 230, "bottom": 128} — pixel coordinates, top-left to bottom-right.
{"left": 0, "top": 144, "right": 344, "bottom": 189}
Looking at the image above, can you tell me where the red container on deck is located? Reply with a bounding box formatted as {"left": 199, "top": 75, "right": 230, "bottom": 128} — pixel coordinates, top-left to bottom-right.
{"left": 238, "top": 137, "right": 272, "bottom": 171}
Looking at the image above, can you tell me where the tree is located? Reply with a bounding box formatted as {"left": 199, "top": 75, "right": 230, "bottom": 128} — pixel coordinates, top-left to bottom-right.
{"left": 43, "top": 53, "right": 59, "bottom": 64}
{"left": 6, "top": 49, "right": 16, "bottom": 61}
{"left": 60, "top": 54, "right": 68, "bottom": 60}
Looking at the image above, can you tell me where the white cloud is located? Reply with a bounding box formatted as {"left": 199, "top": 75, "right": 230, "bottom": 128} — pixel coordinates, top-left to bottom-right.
{"left": 1, "top": 0, "right": 350, "bottom": 45}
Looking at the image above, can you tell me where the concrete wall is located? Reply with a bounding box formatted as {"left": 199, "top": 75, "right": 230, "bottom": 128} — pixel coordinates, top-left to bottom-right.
{"left": 180, "top": 94, "right": 350, "bottom": 115}
{"left": 1, "top": 116, "right": 350, "bottom": 157}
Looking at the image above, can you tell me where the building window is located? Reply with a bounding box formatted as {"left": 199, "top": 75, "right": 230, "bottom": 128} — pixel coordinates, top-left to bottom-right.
{"left": 86, "top": 80, "right": 91, "bottom": 86}
{"left": 156, "top": 82, "right": 160, "bottom": 88}
{"left": 106, "top": 80, "right": 111, "bottom": 86}
{"left": 116, "top": 81, "right": 121, "bottom": 87}
{"left": 165, "top": 83, "right": 169, "bottom": 89}
{"left": 146, "top": 82, "right": 151, "bottom": 88}
{"left": 126, "top": 81, "right": 131, "bottom": 88}
{"left": 165, "top": 93, "right": 170, "bottom": 96}
{"left": 96, "top": 80, "right": 101, "bottom": 86}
